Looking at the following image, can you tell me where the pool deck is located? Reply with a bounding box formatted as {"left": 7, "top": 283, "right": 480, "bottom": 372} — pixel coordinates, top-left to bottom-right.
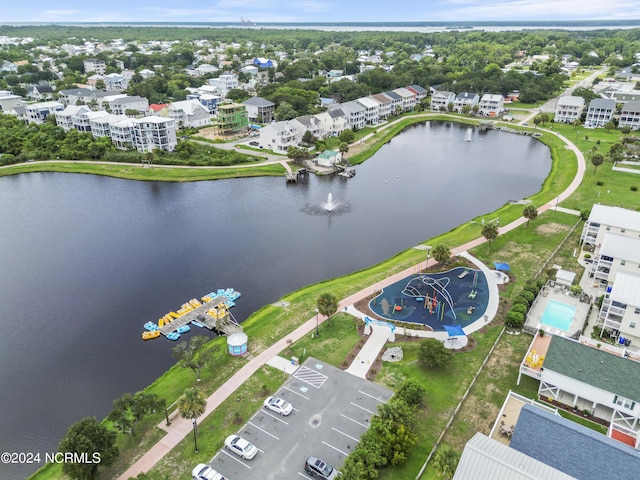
{"left": 525, "top": 283, "right": 590, "bottom": 338}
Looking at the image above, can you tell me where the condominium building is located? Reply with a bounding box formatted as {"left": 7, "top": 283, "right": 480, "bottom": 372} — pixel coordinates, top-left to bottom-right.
{"left": 619, "top": 101, "right": 640, "bottom": 131}
{"left": 131, "top": 116, "right": 177, "bottom": 153}
{"left": 430, "top": 91, "right": 455, "bottom": 111}
{"left": 554, "top": 95, "right": 585, "bottom": 123}
{"left": 585, "top": 98, "right": 616, "bottom": 128}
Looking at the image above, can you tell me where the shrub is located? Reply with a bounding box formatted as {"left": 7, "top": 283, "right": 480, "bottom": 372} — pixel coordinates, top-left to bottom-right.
{"left": 418, "top": 338, "right": 453, "bottom": 368}
{"left": 584, "top": 253, "right": 591, "bottom": 259}
{"left": 596, "top": 180, "right": 604, "bottom": 186}
{"left": 632, "top": 186, "right": 638, "bottom": 192}
{"left": 395, "top": 379, "right": 426, "bottom": 407}
{"left": 511, "top": 303, "right": 529, "bottom": 314}
{"left": 516, "top": 290, "right": 535, "bottom": 306}
{"left": 506, "top": 310, "right": 525, "bottom": 328}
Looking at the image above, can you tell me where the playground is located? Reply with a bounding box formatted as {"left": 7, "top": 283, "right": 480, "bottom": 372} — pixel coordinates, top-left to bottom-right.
{"left": 367, "top": 267, "right": 489, "bottom": 331}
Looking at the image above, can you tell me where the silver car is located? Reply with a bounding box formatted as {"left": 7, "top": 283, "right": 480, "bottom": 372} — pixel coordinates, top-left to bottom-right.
{"left": 263, "top": 396, "right": 293, "bottom": 416}
{"left": 224, "top": 434, "right": 258, "bottom": 460}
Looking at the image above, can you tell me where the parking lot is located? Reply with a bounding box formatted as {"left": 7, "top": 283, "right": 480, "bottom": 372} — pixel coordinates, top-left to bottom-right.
{"left": 205, "top": 357, "right": 393, "bottom": 479}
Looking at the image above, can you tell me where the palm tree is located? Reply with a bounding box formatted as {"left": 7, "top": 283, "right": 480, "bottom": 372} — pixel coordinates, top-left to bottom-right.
{"left": 431, "top": 444, "right": 460, "bottom": 480}
{"left": 432, "top": 244, "right": 451, "bottom": 265}
{"left": 178, "top": 387, "right": 207, "bottom": 452}
{"left": 339, "top": 142, "right": 349, "bottom": 163}
{"left": 317, "top": 292, "right": 339, "bottom": 327}
{"left": 523, "top": 205, "right": 538, "bottom": 228}
{"left": 482, "top": 222, "right": 499, "bottom": 251}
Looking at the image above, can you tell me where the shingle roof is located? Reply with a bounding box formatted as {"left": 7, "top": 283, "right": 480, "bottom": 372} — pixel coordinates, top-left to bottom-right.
{"left": 588, "top": 98, "right": 616, "bottom": 110}
{"left": 544, "top": 336, "right": 640, "bottom": 401}
{"left": 621, "top": 101, "right": 640, "bottom": 113}
{"left": 409, "top": 84, "right": 428, "bottom": 95}
{"left": 243, "top": 96, "right": 275, "bottom": 107}
{"left": 453, "top": 432, "right": 575, "bottom": 480}
{"left": 556, "top": 95, "right": 585, "bottom": 107}
{"left": 510, "top": 404, "right": 640, "bottom": 480}
{"left": 383, "top": 90, "right": 402, "bottom": 100}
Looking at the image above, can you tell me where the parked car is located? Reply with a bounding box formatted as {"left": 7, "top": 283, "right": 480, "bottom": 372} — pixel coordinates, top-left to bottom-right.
{"left": 224, "top": 434, "right": 258, "bottom": 460}
{"left": 192, "top": 463, "right": 227, "bottom": 480}
{"left": 263, "top": 396, "right": 293, "bottom": 416}
{"left": 249, "top": 141, "right": 259, "bottom": 146}
{"left": 305, "top": 456, "right": 340, "bottom": 479}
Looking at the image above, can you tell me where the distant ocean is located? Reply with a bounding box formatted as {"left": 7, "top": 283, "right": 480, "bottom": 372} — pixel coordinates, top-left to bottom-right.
{"left": 2, "top": 20, "right": 640, "bottom": 32}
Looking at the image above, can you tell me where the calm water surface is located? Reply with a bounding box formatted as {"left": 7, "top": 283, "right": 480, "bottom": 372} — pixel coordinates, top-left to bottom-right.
{"left": 0, "top": 122, "right": 551, "bottom": 478}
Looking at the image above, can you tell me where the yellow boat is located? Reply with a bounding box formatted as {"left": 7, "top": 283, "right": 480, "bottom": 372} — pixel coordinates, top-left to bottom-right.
{"left": 158, "top": 318, "right": 165, "bottom": 327}
{"left": 142, "top": 330, "right": 160, "bottom": 340}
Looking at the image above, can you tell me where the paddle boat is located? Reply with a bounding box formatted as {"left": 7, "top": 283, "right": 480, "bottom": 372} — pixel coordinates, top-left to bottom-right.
{"left": 191, "top": 320, "right": 205, "bottom": 328}
{"left": 177, "top": 324, "right": 190, "bottom": 334}
{"left": 166, "top": 331, "right": 180, "bottom": 341}
{"left": 144, "top": 321, "right": 158, "bottom": 331}
{"left": 142, "top": 330, "right": 160, "bottom": 340}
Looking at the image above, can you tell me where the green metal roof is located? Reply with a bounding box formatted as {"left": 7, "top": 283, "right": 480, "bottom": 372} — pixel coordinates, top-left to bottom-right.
{"left": 545, "top": 336, "right": 640, "bottom": 402}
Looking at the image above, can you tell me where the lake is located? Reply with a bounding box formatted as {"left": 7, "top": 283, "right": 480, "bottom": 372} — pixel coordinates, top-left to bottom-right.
{"left": 0, "top": 122, "right": 551, "bottom": 479}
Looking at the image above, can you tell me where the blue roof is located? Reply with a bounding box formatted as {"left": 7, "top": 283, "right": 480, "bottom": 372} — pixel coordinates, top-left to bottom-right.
{"left": 511, "top": 404, "right": 640, "bottom": 480}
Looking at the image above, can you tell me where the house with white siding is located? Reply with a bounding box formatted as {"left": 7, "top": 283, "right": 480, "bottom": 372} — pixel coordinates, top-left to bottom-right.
{"left": 619, "top": 101, "right": 640, "bottom": 130}
{"left": 585, "top": 98, "right": 616, "bottom": 128}
{"left": 555, "top": 95, "right": 585, "bottom": 123}
{"left": 382, "top": 90, "right": 404, "bottom": 115}
{"left": 478, "top": 94, "right": 505, "bottom": 116}
{"left": 168, "top": 99, "right": 212, "bottom": 128}
{"left": 24, "top": 101, "right": 64, "bottom": 124}
{"left": 258, "top": 120, "right": 303, "bottom": 152}
{"left": 392, "top": 87, "right": 417, "bottom": 111}
{"left": 430, "top": 91, "right": 455, "bottom": 111}
{"left": 454, "top": 92, "right": 480, "bottom": 113}
{"left": 340, "top": 101, "right": 366, "bottom": 130}
{"left": 369, "top": 93, "right": 392, "bottom": 119}
{"left": 131, "top": 116, "right": 177, "bottom": 153}
{"left": 314, "top": 109, "right": 347, "bottom": 137}
{"left": 208, "top": 73, "right": 239, "bottom": 97}
{"left": 356, "top": 97, "right": 380, "bottom": 125}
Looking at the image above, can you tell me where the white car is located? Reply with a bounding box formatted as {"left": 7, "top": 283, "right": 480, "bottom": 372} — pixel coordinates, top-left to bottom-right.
{"left": 263, "top": 396, "right": 293, "bottom": 416}
{"left": 224, "top": 434, "right": 258, "bottom": 460}
{"left": 192, "top": 463, "right": 227, "bottom": 480}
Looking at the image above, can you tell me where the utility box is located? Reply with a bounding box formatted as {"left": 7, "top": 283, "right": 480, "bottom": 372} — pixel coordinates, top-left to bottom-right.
{"left": 291, "top": 356, "right": 299, "bottom": 365}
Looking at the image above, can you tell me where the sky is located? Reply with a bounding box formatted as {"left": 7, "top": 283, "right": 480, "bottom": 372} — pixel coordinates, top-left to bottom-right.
{"left": 3, "top": 0, "right": 640, "bottom": 24}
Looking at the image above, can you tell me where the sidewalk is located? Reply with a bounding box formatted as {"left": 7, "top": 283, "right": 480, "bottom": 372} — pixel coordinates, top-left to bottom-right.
{"left": 118, "top": 112, "right": 587, "bottom": 480}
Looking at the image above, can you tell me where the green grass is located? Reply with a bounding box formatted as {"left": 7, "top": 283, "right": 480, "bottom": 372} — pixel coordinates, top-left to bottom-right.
{"left": 0, "top": 161, "right": 286, "bottom": 181}
{"left": 281, "top": 312, "right": 363, "bottom": 367}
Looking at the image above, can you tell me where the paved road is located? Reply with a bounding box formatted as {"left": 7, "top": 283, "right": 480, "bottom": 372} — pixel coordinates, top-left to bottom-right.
{"left": 518, "top": 69, "right": 603, "bottom": 126}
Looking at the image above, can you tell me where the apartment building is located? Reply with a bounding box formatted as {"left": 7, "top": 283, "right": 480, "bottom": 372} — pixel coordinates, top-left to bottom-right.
{"left": 554, "top": 95, "right": 585, "bottom": 123}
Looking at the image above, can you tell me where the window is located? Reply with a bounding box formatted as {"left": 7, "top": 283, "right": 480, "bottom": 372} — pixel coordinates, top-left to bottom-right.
{"left": 621, "top": 260, "right": 626, "bottom": 266}
{"left": 606, "top": 226, "right": 611, "bottom": 231}
{"left": 614, "top": 395, "right": 634, "bottom": 409}
{"left": 634, "top": 308, "right": 640, "bottom": 315}
{"left": 631, "top": 322, "right": 637, "bottom": 328}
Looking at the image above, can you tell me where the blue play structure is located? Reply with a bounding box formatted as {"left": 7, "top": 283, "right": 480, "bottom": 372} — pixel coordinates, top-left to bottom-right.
{"left": 368, "top": 267, "right": 489, "bottom": 331}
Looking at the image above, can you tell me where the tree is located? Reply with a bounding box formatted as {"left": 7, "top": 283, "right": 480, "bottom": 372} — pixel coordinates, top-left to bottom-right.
{"left": 604, "top": 120, "right": 616, "bottom": 132}
{"left": 482, "top": 222, "right": 499, "bottom": 250}
{"left": 431, "top": 444, "right": 460, "bottom": 480}
{"left": 108, "top": 392, "right": 164, "bottom": 436}
{"left": 609, "top": 143, "right": 624, "bottom": 163}
{"left": 591, "top": 153, "right": 604, "bottom": 174}
{"left": 339, "top": 141, "right": 349, "bottom": 162}
{"left": 301, "top": 130, "right": 316, "bottom": 146}
{"left": 178, "top": 387, "right": 207, "bottom": 451}
{"left": 339, "top": 129, "right": 355, "bottom": 143}
{"left": 172, "top": 335, "right": 210, "bottom": 382}
{"left": 58, "top": 417, "right": 118, "bottom": 480}
{"left": 395, "top": 379, "right": 426, "bottom": 407}
{"left": 418, "top": 338, "right": 453, "bottom": 368}
{"left": 432, "top": 244, "right": 451, "bottom": 265}
{"left": 317, "top": 292, "right": 339, "bottom": 326}
{"left": 522, "top": 205, "right": 538, "bottom": 228}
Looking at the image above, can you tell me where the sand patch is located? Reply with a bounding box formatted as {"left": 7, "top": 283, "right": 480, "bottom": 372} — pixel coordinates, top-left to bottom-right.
{"left": 534, "top": 222, "right": 570, "bottom": 236}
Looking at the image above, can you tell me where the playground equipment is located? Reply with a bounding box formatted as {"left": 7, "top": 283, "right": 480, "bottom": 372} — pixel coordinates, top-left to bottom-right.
{"left": 402, "top": 275, "right": 457, "bottom": 320}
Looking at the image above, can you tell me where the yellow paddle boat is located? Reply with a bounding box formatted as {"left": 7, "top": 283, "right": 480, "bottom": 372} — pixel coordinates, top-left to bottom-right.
{"left": 142, "top": 330, "right": 160, "bottom": 340}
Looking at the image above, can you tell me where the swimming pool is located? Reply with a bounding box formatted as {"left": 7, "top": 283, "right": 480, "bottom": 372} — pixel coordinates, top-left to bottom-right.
{"left": 541, "top": 300, "right": 576, "bottom": 331}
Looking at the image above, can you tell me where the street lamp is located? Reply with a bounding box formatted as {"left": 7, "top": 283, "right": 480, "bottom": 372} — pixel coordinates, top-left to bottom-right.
{"left": 425, "top": 245, "right": 432, "bottom": 270}
{"left": 315, "top": 308, "right": 319, "bottom": 337}
{"left": 192, "top": 418, "right": 198, "bottom": 453}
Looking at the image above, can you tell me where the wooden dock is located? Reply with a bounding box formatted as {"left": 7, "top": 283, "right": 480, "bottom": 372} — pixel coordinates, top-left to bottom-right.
{"left": 158, "top": 295, "right": 242, "bottom": 337}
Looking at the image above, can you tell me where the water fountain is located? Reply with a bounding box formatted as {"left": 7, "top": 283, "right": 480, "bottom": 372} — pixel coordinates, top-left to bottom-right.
{"left": 323, "top": 193, "right": 338, "bottom": 212}
{"left": 464, "top": 128, "right": 473, "bottom": 142}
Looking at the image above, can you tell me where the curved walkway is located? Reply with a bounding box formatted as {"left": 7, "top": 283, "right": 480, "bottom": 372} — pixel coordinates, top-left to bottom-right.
{"left": 118, "top": 121, "right": 587, "bottom": 480}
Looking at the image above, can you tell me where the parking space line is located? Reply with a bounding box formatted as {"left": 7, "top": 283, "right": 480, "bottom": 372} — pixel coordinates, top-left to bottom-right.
{"left": 248, "top": 421, "right": 280, "bottom": 440}
{"left": 322, "top": 440, "right": 349, "bottom": 456}
{"left": 350, "top": 402, "right": 375, "bottom": 415}
{"left": 332, "top": 427, "right": 359, "bottom": 442}
{"left": 340, "top": 413, "right": 368, "bottom": 428}
{"left": 220, "top": 449, "right": 252, "bottom": 469}
{"left": 297, "top": 472, "right": 313, "bottom": 479}
{"left": 282, "top": 385, "right": 310, "bottom": 400}
{"left": 358, "top": 390, "right": 388, "bottom": 402}
{"left": 261, "top": 409, "right": 290, "bottom": 425}
{"left": 293, "top": 365, "right": 328, "bottom": 388}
